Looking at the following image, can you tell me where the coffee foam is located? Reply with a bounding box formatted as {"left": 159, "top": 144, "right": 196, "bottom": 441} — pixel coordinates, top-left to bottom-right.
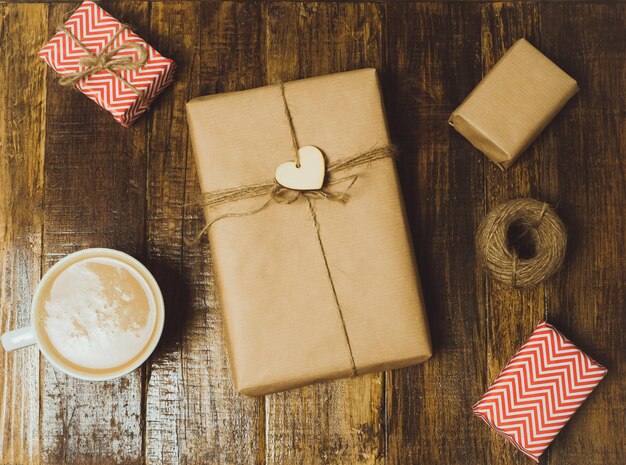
{"left": 37, "top": 256, "right": 157, "bottom": 371}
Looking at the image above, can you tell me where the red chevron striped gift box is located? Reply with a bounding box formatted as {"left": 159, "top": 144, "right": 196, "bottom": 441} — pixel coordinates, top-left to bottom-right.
{"left": 38, "top": 0, "right": 175, "bottom": 126}
{"left": 473, "top": 321, "right": 607, "bottom": 462}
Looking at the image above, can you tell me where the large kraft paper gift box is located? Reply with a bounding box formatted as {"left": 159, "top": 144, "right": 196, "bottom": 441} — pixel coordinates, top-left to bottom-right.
{"left": 186, "top": 69, "right": 431, "bottom": 396}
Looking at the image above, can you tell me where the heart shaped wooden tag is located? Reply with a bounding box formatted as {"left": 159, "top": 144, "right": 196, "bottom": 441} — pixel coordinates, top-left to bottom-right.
{"left": 275, "top": 145, "right": 326, "bottom": 190}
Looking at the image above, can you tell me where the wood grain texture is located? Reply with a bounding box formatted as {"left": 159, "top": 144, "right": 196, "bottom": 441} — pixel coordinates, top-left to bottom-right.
{"left": 263, "top": 3, "right": 386, "bottom": 465}
{"left": 40, "top": 3, "right": 148, "bottom": 464}
{"left": 479, "top": 4, "right": 550, "bottom": 464}
{"left": 384, "top": 3, "right": 488, "bottom": 464}
{"left": 537, "top": 4, "right": 626, "bottom": 465}
{"left": 144, "top": 3, "right": 200, "bottom": 463}
{"left": 0, "top": 2, "right": 624, "bottom": 465}
{"left": 0, "top": 4, "right": 47, "bottom": 465}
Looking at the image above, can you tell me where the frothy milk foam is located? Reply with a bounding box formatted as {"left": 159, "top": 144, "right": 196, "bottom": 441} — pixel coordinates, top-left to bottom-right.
{"left": 35, "top": 253, "right": 159, "bottom": 375}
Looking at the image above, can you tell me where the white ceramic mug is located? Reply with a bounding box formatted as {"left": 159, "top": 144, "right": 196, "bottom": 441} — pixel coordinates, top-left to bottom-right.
{"left": 0, "top": 248, "right": 164, "bottom": 381}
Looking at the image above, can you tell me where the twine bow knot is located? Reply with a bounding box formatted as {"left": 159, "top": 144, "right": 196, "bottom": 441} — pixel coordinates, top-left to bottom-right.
{"left": 193, "top": 145, "right": 393, "bottom": 239}
{"left": 57, "top": 25, "right": 148, "bottom": 98}
{"left": 271, "top": 176, "right": 357, "bottom": 205}
{"left": 193, "top": 82, "right": 397, "bottom": 238}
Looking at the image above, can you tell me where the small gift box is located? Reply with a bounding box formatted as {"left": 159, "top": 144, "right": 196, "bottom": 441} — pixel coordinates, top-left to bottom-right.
{"left": 473, "top": 321, "right": 607, "bottom": 462}
{"left": 449, "top": 39, "right": 579, "bottom": 169}
{"left": 39, "top": 0, "right": 175, "bottom": 126}
{"left": 186, "top": 69, "right": 432, "bottom": 396}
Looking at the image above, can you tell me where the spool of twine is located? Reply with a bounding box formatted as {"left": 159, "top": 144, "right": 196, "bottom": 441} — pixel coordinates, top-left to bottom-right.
{"left": 476, "top": 198, "right": 567, "bottom": 288}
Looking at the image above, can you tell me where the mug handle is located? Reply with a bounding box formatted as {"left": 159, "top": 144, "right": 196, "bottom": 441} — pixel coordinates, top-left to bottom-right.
{"left": 1, "top": 326, "right": 36, "bottom": 351}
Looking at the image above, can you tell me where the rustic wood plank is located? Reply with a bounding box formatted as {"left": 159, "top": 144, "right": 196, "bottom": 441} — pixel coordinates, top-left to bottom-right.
{"left": 384, "top": 3, "right": 488, "bottom": 464}
{"left": 39, "top": 2, "right": 149, "bottom": 464}
{"left": 0, "top": 4, "right": 48, "bottom": 465}
{"left": 262, "top": 3, "right": 386, "bottom": 464}
{"left": 478, "top": 3, "right": 550, "bottom": 464}
{"left": 143, "top": 3, "right": 201, "bottom": 464}
{"left": 146, "top": 2, "right": 264, "bottom": 464}
{"left": 537, "top": 4, "right": 626, "bottom": 465}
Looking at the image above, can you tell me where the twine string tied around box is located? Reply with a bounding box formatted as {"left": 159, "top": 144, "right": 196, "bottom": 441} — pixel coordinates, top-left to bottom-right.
{"left": 193, "top": 82, "right": 397, "bottom": 236}
{"left": 194, "top": 144, "right": 396, "bottom": 236}
{"left": 57, "top": 24, "right": 148, "bottom": 99}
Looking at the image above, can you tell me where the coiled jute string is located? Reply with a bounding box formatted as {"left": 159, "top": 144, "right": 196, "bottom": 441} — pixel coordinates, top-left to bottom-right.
{"left": 476, "top": 198, "right": 567, "bottom": 288}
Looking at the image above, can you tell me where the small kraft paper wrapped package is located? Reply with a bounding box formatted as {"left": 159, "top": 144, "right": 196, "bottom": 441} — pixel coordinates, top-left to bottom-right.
{"left": 449, "top": 39, "right": 579, "bottom": 169}
{"left": 187, "top": 69, "right": 432, "bottom": 396}
{"left": 39, "top": 0, "right": 175, "bottom": 126}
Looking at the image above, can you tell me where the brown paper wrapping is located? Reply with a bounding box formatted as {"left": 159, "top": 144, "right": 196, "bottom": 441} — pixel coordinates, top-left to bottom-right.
{"left": 186, "top": 69, "right": 431, "bottom": 396}
{"left": 449, "top": 39, "right": 579, "bottom": 169}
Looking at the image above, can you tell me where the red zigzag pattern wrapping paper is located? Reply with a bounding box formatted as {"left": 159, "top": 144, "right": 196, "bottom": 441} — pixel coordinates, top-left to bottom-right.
{"left": 473, "top": 321, "right": 607, "bottom": 462}
{"left": 39, "top": 0, "right": 175, "bottom": 126}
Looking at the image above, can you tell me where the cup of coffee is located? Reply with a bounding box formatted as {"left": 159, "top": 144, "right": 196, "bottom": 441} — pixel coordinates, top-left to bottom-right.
{"left": 1, "top": 248, "right": 164, "bottom": 381}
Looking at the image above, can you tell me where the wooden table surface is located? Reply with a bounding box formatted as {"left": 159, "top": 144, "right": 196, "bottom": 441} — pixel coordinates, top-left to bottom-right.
{"left": 1, "top": 1, "right": 624, "bottom": 464}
